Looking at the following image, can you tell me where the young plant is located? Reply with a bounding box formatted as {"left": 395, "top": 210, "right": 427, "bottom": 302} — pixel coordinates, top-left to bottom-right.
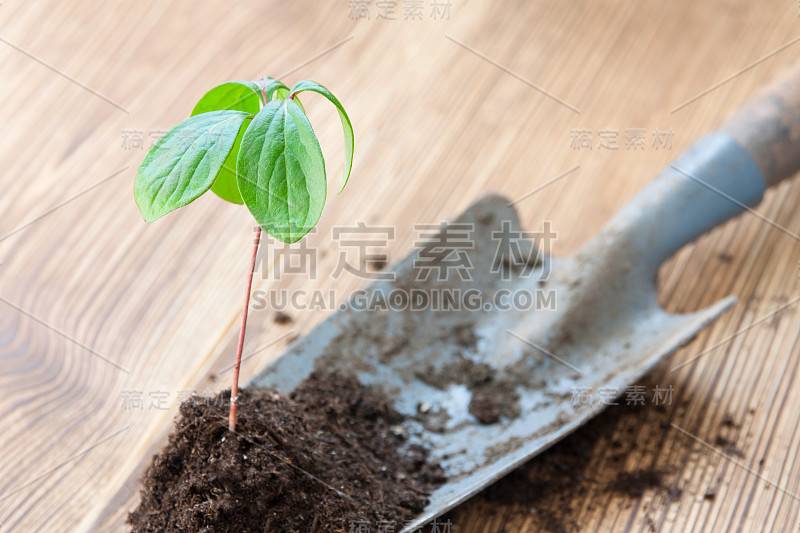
{"left": 134, "top": 76, "right": 353, "bottom": 432}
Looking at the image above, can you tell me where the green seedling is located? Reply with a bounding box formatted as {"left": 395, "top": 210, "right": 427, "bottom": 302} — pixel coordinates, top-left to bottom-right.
{"left": 134, "top": 76, "right": 353, "bottom": 431}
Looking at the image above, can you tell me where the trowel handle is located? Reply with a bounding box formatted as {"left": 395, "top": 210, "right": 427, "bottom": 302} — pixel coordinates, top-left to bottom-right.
{"left": 592, "top": 63, "right": 800, "bottom": 274}
{"left": 721, "top": 61, "right": 800, "bottom": 187}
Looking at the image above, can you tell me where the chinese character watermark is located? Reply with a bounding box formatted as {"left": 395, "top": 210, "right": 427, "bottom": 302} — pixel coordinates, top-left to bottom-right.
{"left": 121, "top": 128, "right": 172, "bottom": 150}
{"left": 347, "top": 518, "right": 452, "bottom": 533}
{"left": 570, "top": 127, "right": 673, "bottom": 151}
{"left": 348, "top": 0, "right": 452, "bottom": 20}
{"left": 570, "top": 384, "right": 675, "bottom": 407}
{"left": 120, "top": 388, "right": 230, "bottom": 410}
{"left": 413, "top": 222, "right": 475, "bottom": 282}
{"left": 490, "top": 220, "right": 556, "bottom": 281}
{"left": 332, "top": 222, "right": 395, "bottom": 281}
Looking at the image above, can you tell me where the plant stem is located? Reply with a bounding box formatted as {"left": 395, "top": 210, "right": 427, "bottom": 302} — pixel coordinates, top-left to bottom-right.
{"left": 229, "top": 226, "right": 262, "bottom": 433}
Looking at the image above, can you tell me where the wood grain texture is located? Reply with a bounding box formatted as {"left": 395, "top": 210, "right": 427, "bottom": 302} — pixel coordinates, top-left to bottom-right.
{"left": 0, "top": 1, "right": 798, "bottom": 532}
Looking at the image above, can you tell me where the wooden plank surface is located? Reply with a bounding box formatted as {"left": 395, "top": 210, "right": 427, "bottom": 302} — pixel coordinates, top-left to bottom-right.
{"left": 0, "top": 1, "right": 799, "bottom": 531}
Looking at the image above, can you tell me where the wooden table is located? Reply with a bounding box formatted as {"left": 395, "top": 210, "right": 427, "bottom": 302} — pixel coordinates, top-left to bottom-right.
{"left": 1, "top": 1, "right": 799, "bottom": 531}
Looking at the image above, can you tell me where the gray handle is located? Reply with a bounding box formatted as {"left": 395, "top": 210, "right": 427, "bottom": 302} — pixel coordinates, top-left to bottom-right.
{"left": 581, "top": 63, "right": 800, "bottom": 277}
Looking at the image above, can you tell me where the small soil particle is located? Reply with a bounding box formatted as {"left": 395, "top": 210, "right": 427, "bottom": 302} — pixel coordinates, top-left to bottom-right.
{"left": 469, "top": 391, "right": 502, "bottom": 424}
{"left": 721, "top": 416, "right": 740, "bottom": 428}
{"left": 128, "top": 371, "right": 443, "bottom": 532}
{"left": 453, "top": 324, "right": 479, "bottom": 347}
{"left": 714, "top": 435, "right": 734, "bottom": 447}
{"left": 714, "top": 434, "right": 746, "bottom": 457}
{"left": 611, "top": 469, "right": 665, "bottom": 498}
{"left": 273, "top": 311, "right": 293, "bottom": 325}
{"left": 370, "top": 257, "right": 388, "bottom": 271}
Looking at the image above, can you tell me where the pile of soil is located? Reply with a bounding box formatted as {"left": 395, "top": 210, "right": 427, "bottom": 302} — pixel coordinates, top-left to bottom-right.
{"left": 128, "top": 371, "right": 444, "bottom": 533}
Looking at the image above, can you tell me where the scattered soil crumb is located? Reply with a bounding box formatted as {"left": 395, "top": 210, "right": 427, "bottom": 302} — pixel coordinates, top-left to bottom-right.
{"left": 717, "top": 252, "right": 733, "bottom": 262}
{"left": 380, "top": 335, "right": 409, "bottom": 362}
{"left": 713, "top": 435, "right": 744, "bottom": 457}
{"left": 416, "top": 356, "right": 494, "bottom": 390}
{"left": 128, "top": 371, "right": 443, "bottom": 533}
{"left": 415, "top": 355, "right": 520, "bottom": 425}
{"left": 273, "top": 311, "right": 293, "bottom": 325}
{"left": 704, "top": 492, "right": 716, "bottom": 501}
{"left": 610, "top": 469, "right": 666, "bottom": 498}
{"left": 469, "top": 391, "right": 501, "bottom": 424}
{"left": 721, "top": 417, "right": 740, "bottom": 428}
{"left": 370, "top": 257, "right": 388, "bottom": 271}
{"left": 450, "top": 399, "right": 681, "bottom": 533}
{"left": 453, "top": 324, "right": 479, "bottom": 347}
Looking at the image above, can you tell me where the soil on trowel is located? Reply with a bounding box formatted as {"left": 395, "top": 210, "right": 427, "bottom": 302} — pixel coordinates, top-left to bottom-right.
{"left": 416, "top": 353, "right": 522, "bottom": 425}
{"left": 128, "top": 371, "right": 444, "bottom": 533}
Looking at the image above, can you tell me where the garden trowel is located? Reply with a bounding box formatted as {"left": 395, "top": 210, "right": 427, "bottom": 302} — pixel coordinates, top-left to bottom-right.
{"left": 251, "top": 62, "right": 800, "bottom": 530}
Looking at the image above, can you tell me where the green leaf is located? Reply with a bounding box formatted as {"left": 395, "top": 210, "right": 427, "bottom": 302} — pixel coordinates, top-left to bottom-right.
{"left": 191, "top": 81, "right": 261, "bottom": 116}
{"left": 208, "top": 119, "right": 250, "bottom": 204}
{"left": 257, "top": 77, "right": 306, "bottom": 113}
{"left": 289, "top": 80, "right": 353, "bottom": 191}
{"left": 134, "top": 110, "right": 251, "bottom": 222}
{"left": 257, "top": 77, "right": 289, "bottom": 103}
{"left": 275, "top": 86, "right": 306, "bottom": 114}
{"left": 237, "top": 99, "right": 326, "bottom": 243}
{"left": 190, "top": 81, "right": 261, "bottom": 204}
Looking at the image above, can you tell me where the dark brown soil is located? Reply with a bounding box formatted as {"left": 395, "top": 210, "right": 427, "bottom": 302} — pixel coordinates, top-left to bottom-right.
{"left": 415, "top": 355, "right": 521, "bottom": 424}
{"left": 370, "top": 257, "right": 388, "bottom": 271}
{"left": 610, "top": 469, "right": 667, "bottom": 498}
{"left": 273, "top": 311, "right": 293, "bottom": 325}
{"left": 468, "top": 391, "right": 502, "bottom": 424}
{"left": 451, "top": 396, "right": 746, "bottom": 532}
{"left": 451, "top": 399, "right": 681, "bottom": 533}
{"left": 128, "top": 371, "right": 444, "bottom": 533}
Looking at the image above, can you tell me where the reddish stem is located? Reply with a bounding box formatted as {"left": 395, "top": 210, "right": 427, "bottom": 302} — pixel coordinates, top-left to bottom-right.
{"left": 228, "top": 226, "right": 262, "bottom": 433}
{"left": 259, "top": 77, "right": 268, "bottom": 104}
